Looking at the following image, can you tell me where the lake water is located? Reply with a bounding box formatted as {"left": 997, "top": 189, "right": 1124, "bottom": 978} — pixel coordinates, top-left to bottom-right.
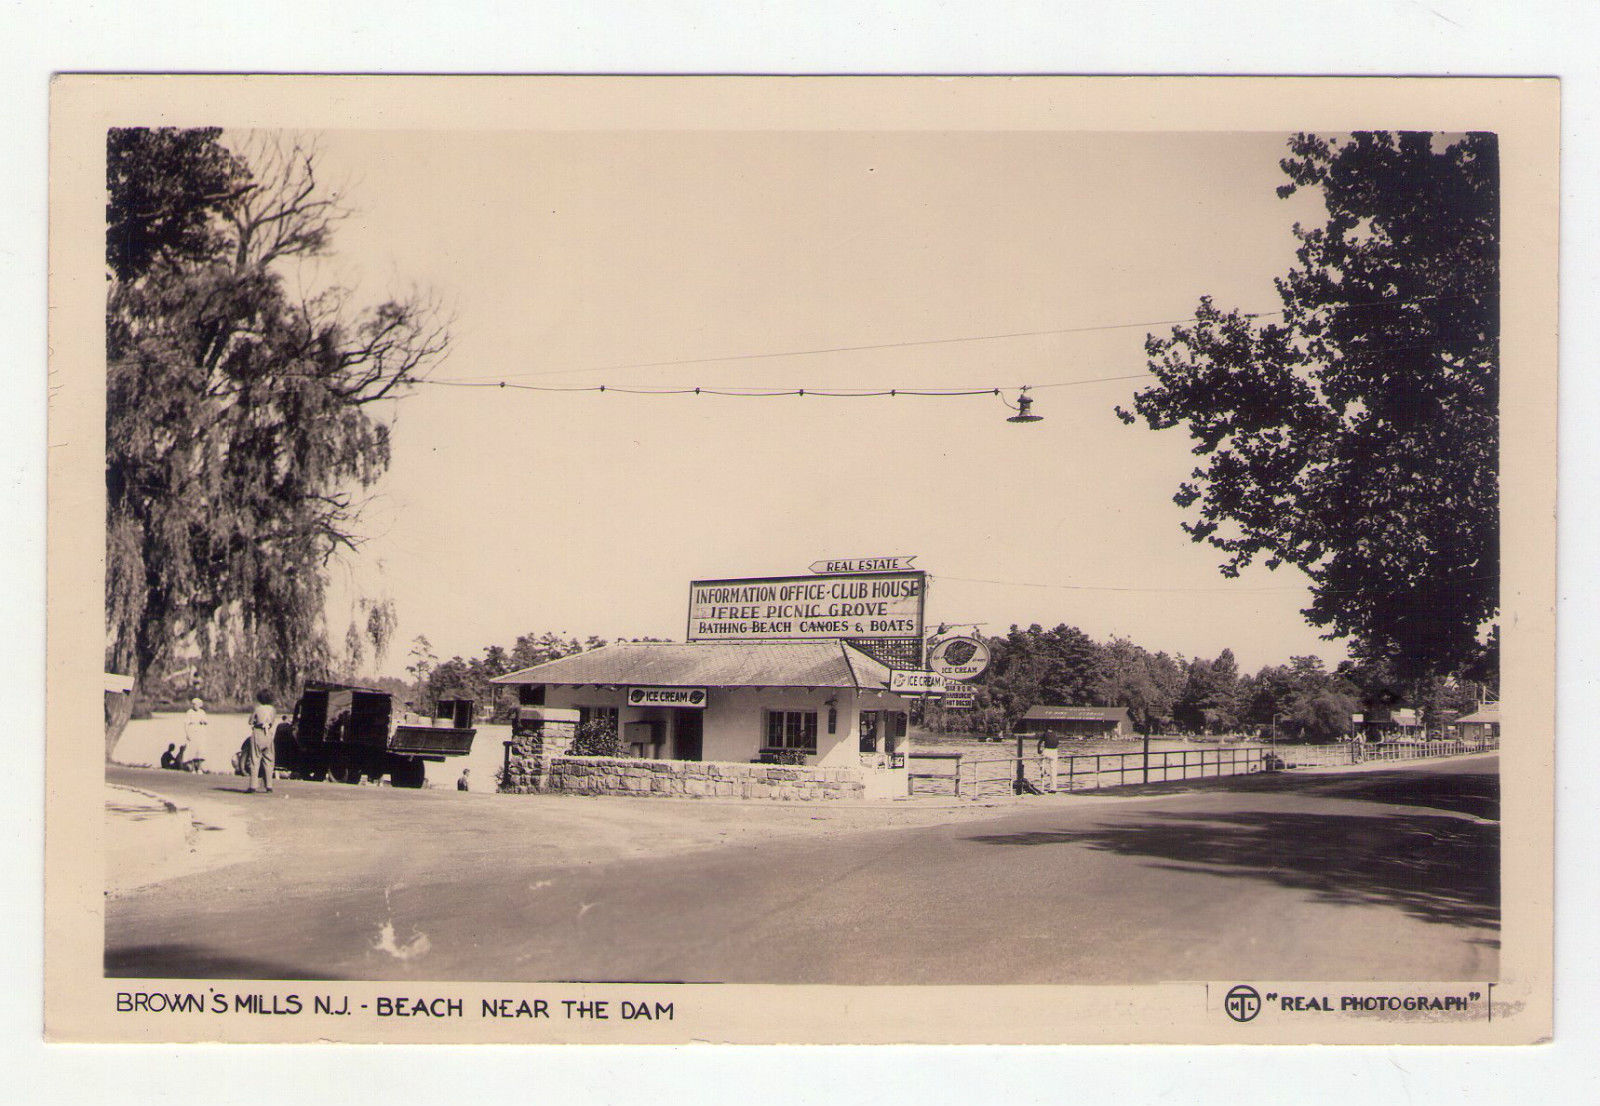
{"left": 113, "top": 712, "right": 516, "bottom": 791}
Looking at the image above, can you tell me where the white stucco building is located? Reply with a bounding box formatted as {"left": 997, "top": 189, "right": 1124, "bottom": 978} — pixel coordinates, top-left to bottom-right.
{"left": 490, "top": 640, "right": 915, "bottom": 794}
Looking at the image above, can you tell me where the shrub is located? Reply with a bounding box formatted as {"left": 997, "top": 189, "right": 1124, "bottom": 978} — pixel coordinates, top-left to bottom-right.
{"left": 570, "top": 718, "right": 624, "bottom": 758}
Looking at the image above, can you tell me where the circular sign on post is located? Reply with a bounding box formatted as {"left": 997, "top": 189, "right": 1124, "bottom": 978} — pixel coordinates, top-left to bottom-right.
{"left": 927, "top": 636, "right": 991, "bottom": 681}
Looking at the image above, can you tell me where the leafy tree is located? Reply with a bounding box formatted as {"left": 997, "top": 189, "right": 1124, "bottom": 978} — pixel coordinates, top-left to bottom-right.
{"left": 1096, "top": 637, "right": 1182, "bottom": 733}
{"left": 106, "top": 129, "right": 449, "bottom": 716}
{"left": 1118, "top": 132, "right": 1499, "bottom": 684}
{"left": 106, "top": 127, "right": 249, "bottom": 282}
{"left": 1174, "top": 649, "right": 1243, "bottom": 733}
{"left": 508, "top": 631, "right": 588, "bottom": 672}
{"left": 1245, "top": 655, "right": 1359, "bottom": 742}
{"left": 981, "top": 624, "right": 1108, "bottom": 729}
{"left": 405, "top": 635, "right": 438, "bottom": 696}
{"left": 364, "top": 598, "right": 398, "bottom": 671}
{"left": 341, "top": 620, "right": 365, "bottom": 679}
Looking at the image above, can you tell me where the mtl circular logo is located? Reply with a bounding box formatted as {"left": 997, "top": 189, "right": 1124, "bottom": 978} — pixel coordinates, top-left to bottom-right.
{"left": 1224, "top": 985, "right": 1262, "bottom": 1023}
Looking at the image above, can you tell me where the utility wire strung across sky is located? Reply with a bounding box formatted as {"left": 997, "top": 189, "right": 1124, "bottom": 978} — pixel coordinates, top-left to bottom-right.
{"left": 414, "top": 291, "right": 1485, "bottom": 399}
{"left": 431, "top": 290, "right": 1478, "bottom": 385}
{"left": 423, "top": 373, "right": 1152, "bottom": 396}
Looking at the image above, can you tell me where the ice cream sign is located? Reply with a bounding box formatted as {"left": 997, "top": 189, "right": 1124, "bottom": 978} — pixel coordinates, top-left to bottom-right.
{"left": 627, "top": 687, "right": 707, "bottom": 708}
{"left": 889, "top": 670, "right": 948, "bottom": 695}
{"left": 927, "top": 635, "right": 992, "bottom": 681}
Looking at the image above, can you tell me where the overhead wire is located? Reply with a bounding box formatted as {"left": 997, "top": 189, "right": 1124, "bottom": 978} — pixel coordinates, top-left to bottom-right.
{"left": 408, "top": 291, "right": 1488, "bottom": 399}
{"left": 430, "top": 290, "right": 1479, "bottom": 385}
{"left": 932, "top": 571, "right": 1499, "bottom": 597}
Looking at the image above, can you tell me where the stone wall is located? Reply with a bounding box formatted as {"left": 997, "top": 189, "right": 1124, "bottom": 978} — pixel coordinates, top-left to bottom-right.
{"left": 537, "top": 755, "right": 867, "bottom": 801}
{"left": 499, "top": 708, "right": 577, "bottom": 793}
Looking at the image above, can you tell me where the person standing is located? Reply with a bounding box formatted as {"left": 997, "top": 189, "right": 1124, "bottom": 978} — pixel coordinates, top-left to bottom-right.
{"left": 456, "top": 768, "right": 471, "bottom": 792}
{"left": 244, "top": 689, "right": 277, "bottom": 793}
{"left": 1036, "top": 732, "right": 1061, "bottom": 792}
{"left": 183, "top": 696, "right": 209, "bottom": 760}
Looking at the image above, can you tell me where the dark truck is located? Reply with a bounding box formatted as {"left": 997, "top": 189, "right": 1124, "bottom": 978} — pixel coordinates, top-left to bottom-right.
{"left": 275, "top": 682, "right": 477, "bottom": 788}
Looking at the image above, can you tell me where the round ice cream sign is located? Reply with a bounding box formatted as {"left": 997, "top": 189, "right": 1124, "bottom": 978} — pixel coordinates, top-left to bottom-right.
{"left": 628, "top": 687, "right": 707, "bottom": 708}
{"left": 928, "top": 636, "right": 991, "bottom": 681}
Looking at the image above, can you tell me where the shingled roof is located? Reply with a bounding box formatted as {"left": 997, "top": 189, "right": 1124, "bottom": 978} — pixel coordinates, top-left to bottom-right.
{"left": 490, "top": 640, "right": 896, "bottom": 692}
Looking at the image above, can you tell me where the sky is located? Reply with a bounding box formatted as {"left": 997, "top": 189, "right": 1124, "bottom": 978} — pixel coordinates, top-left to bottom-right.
{"left": 285, "top": 128, "right": 1345, "bottom": 676}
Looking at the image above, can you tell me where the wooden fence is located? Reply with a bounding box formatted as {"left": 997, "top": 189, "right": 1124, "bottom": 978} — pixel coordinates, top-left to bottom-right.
{"left": 912, "top": 734, "right": 1499, "bottom": 799}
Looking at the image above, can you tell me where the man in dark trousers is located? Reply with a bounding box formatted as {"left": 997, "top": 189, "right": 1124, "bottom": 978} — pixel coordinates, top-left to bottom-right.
{"left": 244, "top": 689, "right": 276, "bottom": 793}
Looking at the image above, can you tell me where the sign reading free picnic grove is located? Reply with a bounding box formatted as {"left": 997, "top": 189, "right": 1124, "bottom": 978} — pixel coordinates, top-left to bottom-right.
{"left": 688, "top": 571, "right": 926, "bottom": 641}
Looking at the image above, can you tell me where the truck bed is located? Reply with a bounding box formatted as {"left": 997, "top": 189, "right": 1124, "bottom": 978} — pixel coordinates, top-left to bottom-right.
{"left": 389, "top": 725, "right": 476, "bottom": 757}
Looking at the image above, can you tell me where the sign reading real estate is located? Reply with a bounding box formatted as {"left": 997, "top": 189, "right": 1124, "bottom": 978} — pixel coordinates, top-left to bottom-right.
{"left": 889, "top": 669, "right": 948, "bottom": 695}
{"left": 627, "top": 687, "right": 707, "bottom": 708}
{"left": 808, "top": 555, "right": 917, "bottom": 575}
{"left": 688, "top": 571, "right": 926, "bottom": 641}
{"left": 927, "top": 635, "right": 992, "bottom": 681}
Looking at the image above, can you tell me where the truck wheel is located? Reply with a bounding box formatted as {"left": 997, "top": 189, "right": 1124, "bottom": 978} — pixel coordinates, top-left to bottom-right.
{"left": 391, "top": 759, "right": 427, "bottom": 789}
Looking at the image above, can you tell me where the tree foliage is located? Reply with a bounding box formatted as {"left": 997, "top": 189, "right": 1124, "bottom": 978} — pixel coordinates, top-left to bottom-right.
{"left": 418, "top": 631, "right": 661, "bottom": 723}
{"left": 1240, "top": 655, "right": 1359, "bottom": 743}
{"left": 1118, "top": 132, "right": 1499, "bottom": 683}
{"left": 106, "top": 128, "right": 450, "bottom": 705}
{"left": 1173, "top": 649, "right": 1243, "bottom": 734}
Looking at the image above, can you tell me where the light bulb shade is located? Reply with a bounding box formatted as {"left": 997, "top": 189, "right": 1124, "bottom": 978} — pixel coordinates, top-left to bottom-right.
{"left": 1006, "top": 392, "right": 1043, "bottom": 423}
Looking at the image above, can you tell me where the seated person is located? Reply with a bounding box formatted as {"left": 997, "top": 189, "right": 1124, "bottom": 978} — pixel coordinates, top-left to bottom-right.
{"left": 159, "top": 743, "right": 177, "bottom": 769}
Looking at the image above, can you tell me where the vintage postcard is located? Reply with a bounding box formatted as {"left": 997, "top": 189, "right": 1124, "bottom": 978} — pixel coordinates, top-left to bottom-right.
{"left": 46, "top": 75, "right": 1557, "bottom": 1044}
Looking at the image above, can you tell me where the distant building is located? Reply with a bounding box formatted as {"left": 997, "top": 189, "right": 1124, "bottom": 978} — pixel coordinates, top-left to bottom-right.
{"left": 1016, "top": 705, "right": 1133, "bottom": 739}
{"left": 1453, "top": 704, "right": 1501, "bottom": 743}
{"left": 1352, "top": 705, "right": 1423, "bottom": 742}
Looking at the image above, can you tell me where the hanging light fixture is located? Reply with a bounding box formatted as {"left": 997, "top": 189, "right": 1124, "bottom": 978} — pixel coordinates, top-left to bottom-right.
{"left": 1005, "top": 386, "right": 1043, "bottom": 423}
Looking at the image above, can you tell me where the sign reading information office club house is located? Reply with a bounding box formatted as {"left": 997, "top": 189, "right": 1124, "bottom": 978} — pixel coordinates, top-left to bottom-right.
{"left": 687, "top": 571, "right": 926, "bottom": 641}
{"left": 627, "top": 687, "right": 707, "bottom": 708}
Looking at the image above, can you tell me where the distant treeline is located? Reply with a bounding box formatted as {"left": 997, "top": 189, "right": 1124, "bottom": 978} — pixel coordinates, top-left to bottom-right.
{"left": 402, "top": 623, "right": 1495, "bottom": 742}
{"left": 921, "top": 624, "right": 1494, "bottom": 741}
{"left": 409, "top": 632, "right": 667, "bottom": 724}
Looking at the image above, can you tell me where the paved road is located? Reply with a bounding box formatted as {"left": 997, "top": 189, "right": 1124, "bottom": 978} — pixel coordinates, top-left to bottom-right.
{"left": 106, "top": 758, "right": 1498, "bottom": 983}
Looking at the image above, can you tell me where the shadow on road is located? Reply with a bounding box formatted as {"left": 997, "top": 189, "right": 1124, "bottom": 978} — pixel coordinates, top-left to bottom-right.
{"left": 1261, "top": 769, "right": 1500, "bottom": 821}
{"left": 966, "top": 808, "right": 1498, "bottom": 933}
{"left": 1082, "top": 765, "right": 1499, "bottom": 820}
{"left": 105, "top": 944, "right": 345, "bottom": 980}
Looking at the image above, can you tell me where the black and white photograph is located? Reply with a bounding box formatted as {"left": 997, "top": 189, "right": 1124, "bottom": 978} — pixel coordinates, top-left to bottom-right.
{"left": 44, "top": 75, "right": 1557, "bottom": 1045}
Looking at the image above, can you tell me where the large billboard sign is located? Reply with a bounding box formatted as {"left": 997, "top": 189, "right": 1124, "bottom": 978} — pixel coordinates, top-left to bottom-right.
{"left": 687, "top": 571, "right": 926, "bottom": 641}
